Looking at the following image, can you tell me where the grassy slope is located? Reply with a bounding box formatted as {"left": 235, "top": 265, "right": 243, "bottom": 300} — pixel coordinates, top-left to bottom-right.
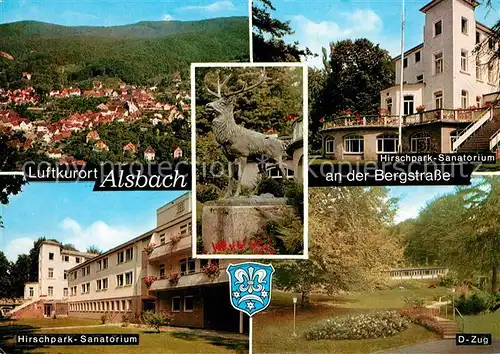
{"left": 253, "top": 286, "right": 447, "bottom": 354}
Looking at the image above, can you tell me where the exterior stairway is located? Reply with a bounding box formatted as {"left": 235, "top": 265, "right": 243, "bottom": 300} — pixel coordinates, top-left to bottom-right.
{"left": 457, "top": 108, "right": 500, "bottom": 153}
{"left": 436, "top": 316, "right": 462, "bottom": 339}
{"left": 7, "top": 298, "right": 43, "bottom": 318}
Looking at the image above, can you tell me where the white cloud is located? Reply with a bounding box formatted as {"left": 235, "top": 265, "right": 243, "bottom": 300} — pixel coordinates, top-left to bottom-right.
{"left": 181, "top": 0, "right": 236, "bottom": 13}
{"left": 5, "top": 237, "right": 34, "bottom": 262}
{"left": 289, "top": 9, "right": 399, "bottom": 68}
{"left": 59, "top": 218, "right": 139, "bottom": 253}
{"left": 162, "top": 14, "right": 173, "bottom": 21}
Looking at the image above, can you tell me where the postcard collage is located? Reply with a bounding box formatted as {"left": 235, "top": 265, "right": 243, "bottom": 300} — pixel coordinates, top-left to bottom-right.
{"left": 0, "top": 0, "right": 499, "bottom": 353}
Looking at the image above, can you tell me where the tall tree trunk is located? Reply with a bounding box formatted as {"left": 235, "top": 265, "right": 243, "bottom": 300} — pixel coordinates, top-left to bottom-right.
{"left": 301, "top": 290, "right": 310, "bottom": 308}
{"left": 492, "top": 264, "right": 498, "bottom": 293}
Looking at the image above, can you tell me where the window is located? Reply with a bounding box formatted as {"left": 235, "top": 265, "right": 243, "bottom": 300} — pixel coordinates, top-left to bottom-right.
{"left": 48, "top": 286, "right": 53, "bottom": 297}
{"left": 434, "top": 20, "right": 442, "bottom": 37}
{"left": 121, "top": 300, "right": 126, "bottom": 312}
{"left": 76, "top": 257, "right": 80, "bottom": 264}
{"left": 488, "top": 62, "right": 496, "bottom": 83}
{"left": 476, "top": 60, "right": 483, "bottom": 81}
{"left": 160, "top": 234, "right": 166, "bottom": 245}
{"left": 403, "top": 95, "right": 414, "bottom": 115}
{"left": 376, "top": 133, "right": 398, "bottom": 153}
{"left": 461, "top": 17, "right": 468, "bottom": 34}
{"left": 172, "top": 297, "right": 181, "bottom": 312}
{"left": 97, "top": 260, "right": 102, "bottom": 271}
{"left": 344, "top": 135, "right": 364, "bottom": 153}
{"left": 97, "top": 279, "right": 102, "bottom": 291}
{"left": 81, "top": 284, "right": 86, "bottom": 293}
{"left": 410, "top": 132, "right": 431, "bottom": 152}
{"left": 476, "top": 32, "right": 481, "bottom": 44}
{"left": 48, "top": 268, "right": 54, "bottom": 278}
{"left": 63, "top": 255, "right": 69, "bottom": 262}
{"left": 416, "top": 74, "right": 424, "bottom": 83}
{"left": 434, "top": 91, "right": 443, "bottom": 109}
{"left": 86, "top": 283, "right": 90, "bottom": 293}
{"left": 64, "top": 270, "right": 68, "bottom": 280}
{"left": 476, "top": 96, "right": 482, "bottom": 107}
{"left": 125, "top": 247, "right": 133, "bottom": 262}
{"left": 461, "top": 90, "right": 469, "bottom": 109}
{"left": 180, "top": 258, "right": 196, "bottom": 275}
{"left": 63, "top": 288, "right": 68, "bottom": 297}
{"left": 102, "top": 258, "right": 108, "bottom": 269}
{"left": 461, "top": 50, "right": 468, "bottom": 72}
{"left": 117, "top": 251, "right": 124, "bottom": 264}
{"left": 180, "top": 223, "right": 189, "bottom": 236}
{"left": 127, "top": 299, "right": 132, "bottom": 311}
{"left": 325, "top": 137, "right": 335, "bottom": 154}
{"left": 403, "top": 58, "right": 408, "bottom": 68}
{"left": 415, "top": 51, "right": 421, "bottom": 63}
{"left": 111, "top": 301, "right": 114, "bottom": 311}
{"left": 434, "top": 52, "right": 443, "bottom": 75}
{"left": 200, "top": 259, "right": 219, "bottom": 268}
{"left": 184, "top": 296, "right": 194, "bottom": 312}
{"left": 73, "top": 271, "right": 77, "bottom": 280}
{"left": 386, "top": 98, "right": 393, "bottom": 114}
{"left": 29, "top": 287, "right": 34, "bottom": 297}
{"left": 102, "top": 278, "right": 108, "bottom": 289}
{"left": 450, "top": 129, "right": 464, "bottom": 149}
{"left": 49, "top": 252, "right": 54, "bottom": 260}
{"left": 117, "top": 274, "right": 124, "bottom": 287}
{"left": 160, "top": 264, "right": 166, "bottom": 278}
{"left": 266, "top": 165, "right": 294, "bottom": 179}
{"left": 125, "top": 271, "right": 133, "bottom": 285}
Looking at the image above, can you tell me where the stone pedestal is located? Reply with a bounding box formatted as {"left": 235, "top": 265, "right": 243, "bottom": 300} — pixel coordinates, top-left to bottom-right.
{"left": 201, "top": 195, "right": 291, "bottom": 253}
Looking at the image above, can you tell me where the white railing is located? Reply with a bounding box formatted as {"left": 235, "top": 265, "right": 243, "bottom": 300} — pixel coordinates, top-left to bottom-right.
{"left": 7, "top": 298, "right": 39, "bottom": 316}
{"left": 452, "top": 108, "right": 492, "bottom": 151}
{"left": 490, "top": 129, "right": 500, "bottom": 151}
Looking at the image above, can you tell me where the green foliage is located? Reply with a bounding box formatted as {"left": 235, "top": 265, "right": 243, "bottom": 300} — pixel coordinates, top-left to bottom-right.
{"left": 256, "top": 177, "right": 286, "bottom": 197}
{"left": 196, "top": 184, "right": 222, "bottom": 203}
{"left": 252, "top": 0, "right": 312, "bottom": 62}
{"left": 101, "top": 312, "right": 110, "bottom": 324}
{"left": 0, "top": 18, "right": 249, "bottom": 88}
{"left": 142, "top": 310, "right": 173, "bottom": 333}
{"left": 438, "top": 272, "right": 460, "bottom": 287}
{"left": 264, "top": 208, "right": 303, "bottom": 255}
{"left": 403, "top": 296, "right": 425, "bottom": 308}
{"left": 456, "top": 290, "right": 497, "bottom": 315}
{"left": 86, "top": 246, "right": 102, "bottom": 255}
{"left": 0, "top": 251, "right": 11, "bottom": 298}
{"left": 399, "top": 307, "right": 443, "bottom": 334}
{"left": 304, "top": 311, "right": 410, "bottom": 340}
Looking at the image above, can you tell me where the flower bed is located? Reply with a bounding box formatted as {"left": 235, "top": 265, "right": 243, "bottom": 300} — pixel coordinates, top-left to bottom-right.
{"left": 399, "top": 307, "right": 443, "bottom": 334}
{"left": 211, "top": 238, "right": 276, "bottom": 255}
{"left": 304, "top": 311, "right": 410, "bottom": 341}
{"left": 143, "top": 275, "right": 157, "bottom": 288}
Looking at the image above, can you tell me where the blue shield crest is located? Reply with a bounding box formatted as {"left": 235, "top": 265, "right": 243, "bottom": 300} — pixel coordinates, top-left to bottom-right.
{"left": 226, "top": 262, "right": 274, "bottom": 317}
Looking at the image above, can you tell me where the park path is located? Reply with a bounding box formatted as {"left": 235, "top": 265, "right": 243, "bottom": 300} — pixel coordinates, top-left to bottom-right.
{"left": 376, "top": 339, "right": 500, "bottom": 353}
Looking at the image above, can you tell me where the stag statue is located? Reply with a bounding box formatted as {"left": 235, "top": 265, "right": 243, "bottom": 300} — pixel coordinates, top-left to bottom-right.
{"left": 204, "top": 68, "right": 289, "bottom": 198}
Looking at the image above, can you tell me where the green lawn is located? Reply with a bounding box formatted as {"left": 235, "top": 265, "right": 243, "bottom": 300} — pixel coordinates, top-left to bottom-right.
{"left": 462, "top": 312, "right": 500, "bottom": 339}
{"left": 0, "top": 317, "right": 100, "bottom": 329}
{"left": 0, "top": 320, "right": 248, "bottom": 353}
{"left": 254, "top": 286, "right": 446, "bottom": 354}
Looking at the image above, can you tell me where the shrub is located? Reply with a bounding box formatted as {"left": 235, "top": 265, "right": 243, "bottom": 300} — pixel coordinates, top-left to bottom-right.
{"left": 403, "top": 296, "right": 425, "bottom": 308}
{"left": 142, "top": 310, "right": 173, "bottom": 333}
{"left": 101, "top": 312, "right": 110, "bottom": 324}
{"left": 196, "top": 184, "right": 222, "bottom": 203}
{"left": 121, "top": 313, "right": 130, "bottom": 327}
{"left": 257, "top": 177, "right": 286, "bottom": 197}
{"left": 456, "top": 290, "right": 496, "bottom": 315}
{"left": 304, "top": 311, "right": 410, "bottom": 341}
{"left": 399, "top": 307, "right": 443, "bottom": 334}
{"left": 438, "top": 272, "right": 459, "bottom": 287}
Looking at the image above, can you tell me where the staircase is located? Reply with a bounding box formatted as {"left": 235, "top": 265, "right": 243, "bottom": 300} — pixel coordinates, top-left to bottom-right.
{"left": 7, "top": 298, "right": 42, "bottom": 318}
{"left": 436, "top": 316, "right": 462, "bottom": 339}
{"left": 455, "top": 108, "right": 500, "bottom": 152}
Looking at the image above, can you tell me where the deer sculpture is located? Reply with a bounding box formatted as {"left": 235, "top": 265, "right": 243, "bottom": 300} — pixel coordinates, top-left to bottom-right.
{"left": 204, "top": 68, "right": 289, "bottom": 198}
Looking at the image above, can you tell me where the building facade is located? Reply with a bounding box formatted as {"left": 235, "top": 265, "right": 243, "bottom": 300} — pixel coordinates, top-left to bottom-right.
{"left": 22, "top": 241, "right": 96, "bottom": 317}
{"left": 320, "top": 0, "right": 499, "bottom": 161}
{"left": 67, "top": 192, "right": 247, "bottom": 332}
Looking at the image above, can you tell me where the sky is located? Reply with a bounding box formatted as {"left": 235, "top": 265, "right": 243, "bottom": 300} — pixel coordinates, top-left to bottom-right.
{"left": 266, "top": 0, "right": 499, "bottom": 67}
{"left": 0, "top": 0, "right": 248, "bottom": 26}
{"left": 0, "top": 182, "right": 186, "bottom": 262}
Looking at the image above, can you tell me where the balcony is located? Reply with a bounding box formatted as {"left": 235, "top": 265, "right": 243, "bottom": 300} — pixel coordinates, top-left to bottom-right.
{"left": 148, "top": 268, "right": 229, "bottom": 292}
{"left": 320, "top": 109, "right": 485, "bottom": 131}
{"left": 148, "top": 235, "right": 191, "bottom": 261}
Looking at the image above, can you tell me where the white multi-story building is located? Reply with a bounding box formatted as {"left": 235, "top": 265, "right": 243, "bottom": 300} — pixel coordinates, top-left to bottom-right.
{"left": 381, "top": 0, "right": 498, "bottom": 114}
{"left": 23, "top": 241, "right": 96, "bottom": 316}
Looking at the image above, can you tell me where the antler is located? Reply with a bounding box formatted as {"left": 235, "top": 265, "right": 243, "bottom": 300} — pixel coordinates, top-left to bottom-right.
{"left": 205, "top": 70, "right": 232, "bottom": 99}
{"left": 226, "top": 68, "right": 268, "bottom": 97}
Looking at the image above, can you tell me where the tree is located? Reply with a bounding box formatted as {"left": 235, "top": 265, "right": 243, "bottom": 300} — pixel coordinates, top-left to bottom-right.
{"left": 324, "top": 39, "right": 394, "bottom": 116}
{"left": 274, "top": 187, "right": 403, "bottom": 305}
{"left": 87, "top": 245, "right": 102, "bottom": 254}
{"left": 252, "top": 0, "right": 311, "bottom": 62}
{"left": 0, "top": 251, "right": 11, "bottom": 298}
{"left": 10, "top": 254, "right": 31, "bottom": 297}
{"left": 308, "top": 67, "right": 328, "bottom": 151}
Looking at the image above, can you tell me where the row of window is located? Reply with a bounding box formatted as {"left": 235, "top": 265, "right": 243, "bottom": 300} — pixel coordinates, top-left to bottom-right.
{"left": 48, "top": 252, "right": 82, "bottom": 263}
{"left": 70, "top": 272, "right": 134, "bottom": 295}
{"left": 69, "top": 247, "right": 134, "bottom": 281}
{"left": 390, "top": 269, "right": 447, "bottom": 277}
{"left": 172, "top": 296, "right": 194, "bottom": 312}
{"left": 158, "top": 223, "right": 191, "bottom": 245}
{"left": 324, "top": 131, "right": 462, "bottom": 154}
{"left": 69, "top": 299, "right": 132, "bottom": 312}
{"left": 43, "top": 286, "right": 69, "bottom": 297}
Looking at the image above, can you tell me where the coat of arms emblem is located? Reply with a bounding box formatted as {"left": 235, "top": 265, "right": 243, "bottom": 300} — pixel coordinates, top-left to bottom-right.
{"left": 226, "top": 262, "right": 274, "bottom": 316}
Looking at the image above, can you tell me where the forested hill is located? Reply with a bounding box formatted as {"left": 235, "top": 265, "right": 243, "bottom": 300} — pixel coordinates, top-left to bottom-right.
{"left": 0, "top": 17, "right": 249, "bottom": 88}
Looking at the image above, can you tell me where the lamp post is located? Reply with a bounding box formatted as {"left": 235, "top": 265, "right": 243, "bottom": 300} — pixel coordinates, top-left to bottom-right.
{"left": 292, "top": 297, "right": 297, "bottom": 337}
